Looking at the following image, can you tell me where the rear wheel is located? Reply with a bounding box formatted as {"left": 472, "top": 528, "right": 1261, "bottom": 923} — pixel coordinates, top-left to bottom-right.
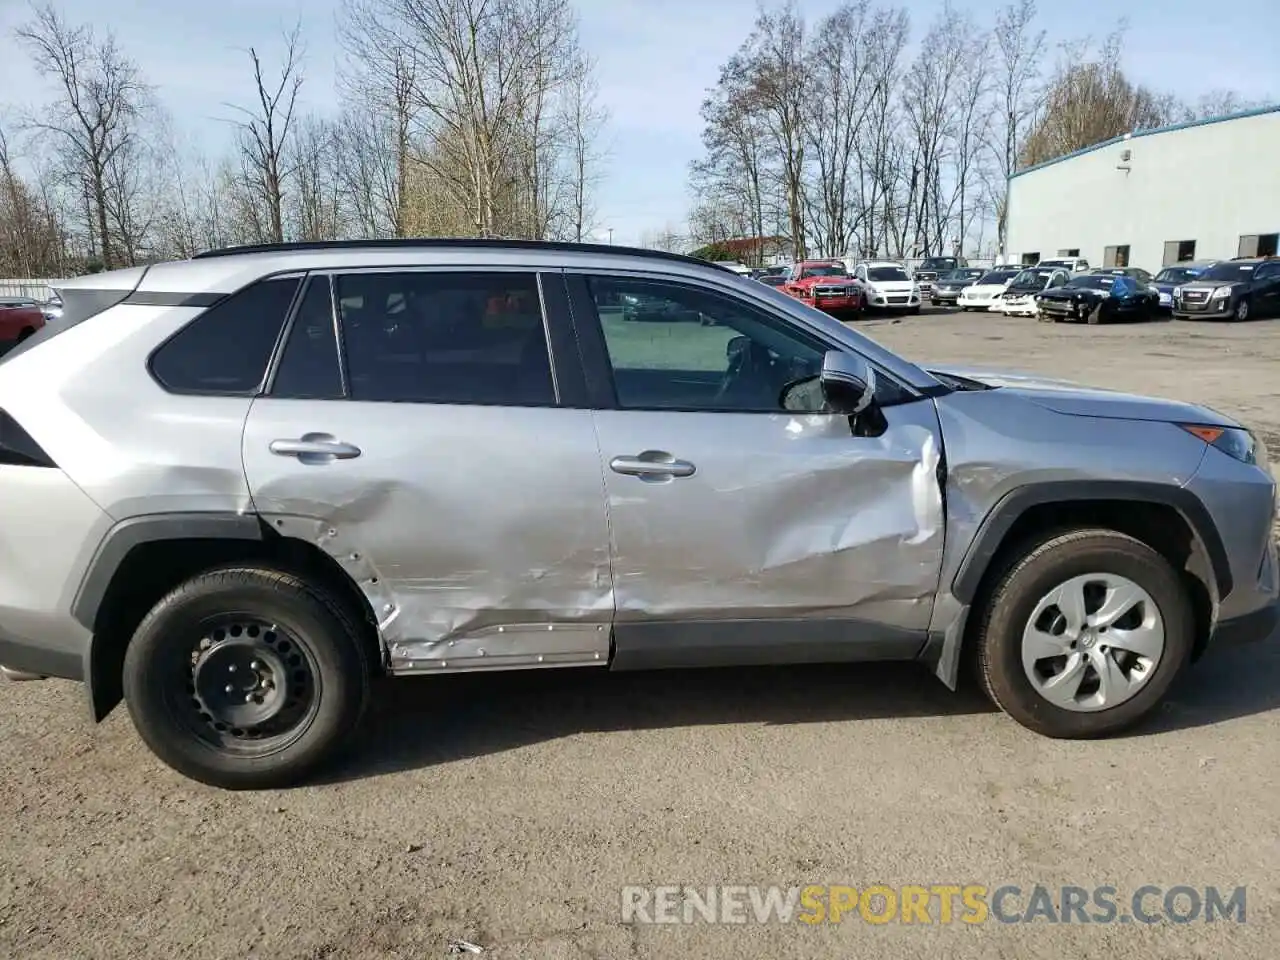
{"left": 973, "top": 529, "right": 1193, "bottom": 738}
{"left": 123, "top": 565, "right": 372, "bottom": 789}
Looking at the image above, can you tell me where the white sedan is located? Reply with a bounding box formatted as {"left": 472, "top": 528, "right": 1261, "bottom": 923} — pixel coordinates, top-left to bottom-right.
{"left": 957, "top": 268, "right": 1020, "bottom": 311}
{"left": 995, "top": 267, "right": 1072, "bottom": 317}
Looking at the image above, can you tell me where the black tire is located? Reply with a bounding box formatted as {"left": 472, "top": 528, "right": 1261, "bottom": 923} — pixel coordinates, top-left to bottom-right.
{"left": 930, "top": 298, "right": 940, "bottom": 307}
{"left": 16, "top": 327, "right": 34, "bottom": 342}
{"left": 123, "top": 565, "right": 372, "bottom": 789}
{"left": 1233, "top": 298, "right": 1251, "bottom": 322}
{"left": 909, "top": 305, "right": 921, "bottom": 315}
{"left": 1086, "top": 304, "right": 1104, "bottom": 325}
{"left": 973, "top": 529, "right": 1193, "bottom": 739}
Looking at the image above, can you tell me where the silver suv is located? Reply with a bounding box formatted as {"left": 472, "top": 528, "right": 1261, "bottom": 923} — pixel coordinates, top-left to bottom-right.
{"left": 1, "top": 240, "right": 1275, "bottom": 789}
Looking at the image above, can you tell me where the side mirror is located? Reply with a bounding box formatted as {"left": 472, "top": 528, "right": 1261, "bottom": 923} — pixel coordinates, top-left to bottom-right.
{"left": 819, "top": 350, "right": 876, "bottom": 415}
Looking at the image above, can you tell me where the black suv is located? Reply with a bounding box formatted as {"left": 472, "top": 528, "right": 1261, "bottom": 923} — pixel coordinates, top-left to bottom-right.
{"left": 1173, "top": 258, "right": 1280, "bottom": 321}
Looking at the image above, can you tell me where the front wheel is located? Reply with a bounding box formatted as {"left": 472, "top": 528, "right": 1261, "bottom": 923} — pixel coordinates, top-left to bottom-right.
{"left": 1234, "top": 298, "right": 1250, "bottom": 321}
{"left": 973, "top": 529, "right": 1193, "bottom": 738}
{"left": 123, "top": 565, "right": 372, "bottom": 789}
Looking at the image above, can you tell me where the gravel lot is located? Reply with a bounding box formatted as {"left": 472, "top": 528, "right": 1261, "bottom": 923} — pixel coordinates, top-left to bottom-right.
{"left": 2, "top": 308, "right": 1278, "bottom": 960}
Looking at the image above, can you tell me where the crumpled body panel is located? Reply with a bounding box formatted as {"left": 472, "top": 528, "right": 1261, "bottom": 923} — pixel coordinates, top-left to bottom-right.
{"left": 242, "top": 399, "right": 614, "bottom": 669}
{"left": 592, "top": 400, "right": 946, "bottom": 632}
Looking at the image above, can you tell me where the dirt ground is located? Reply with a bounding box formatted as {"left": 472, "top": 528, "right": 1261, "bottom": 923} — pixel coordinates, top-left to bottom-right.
{"left": 2, "top": 309, "right": 1279, "bottom": 960}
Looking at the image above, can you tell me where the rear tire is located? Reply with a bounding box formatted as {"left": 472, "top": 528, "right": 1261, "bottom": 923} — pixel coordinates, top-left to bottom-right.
{"left": 123, "top": 565, "right": 372, "bottom": 789}
{"left": 973, "top": 529, "right": 1193, "bottom": 739}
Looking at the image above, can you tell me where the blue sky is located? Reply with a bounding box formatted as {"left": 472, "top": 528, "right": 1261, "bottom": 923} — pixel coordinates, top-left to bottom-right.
{"left": 1, "top": 0, "right": 1276, "bottom": 245}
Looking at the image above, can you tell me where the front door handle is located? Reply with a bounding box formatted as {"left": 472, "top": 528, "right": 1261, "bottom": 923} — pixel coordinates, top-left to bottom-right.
{"left": 609, "top": 450, "right": 696, "bottom": 479}
{"left": 270, "top": 433, "right": 362, "bottom": 463}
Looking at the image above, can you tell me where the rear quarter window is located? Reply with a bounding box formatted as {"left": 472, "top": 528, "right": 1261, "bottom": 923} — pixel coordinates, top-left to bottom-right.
{"left": 149, "top": 277, "right": 302, "bottom": 395}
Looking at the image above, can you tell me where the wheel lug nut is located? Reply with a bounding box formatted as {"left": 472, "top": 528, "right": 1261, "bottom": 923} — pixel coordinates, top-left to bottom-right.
{"left": 245, "top": 694, "right": 253, "bottom": 703}
{"left": 225, "top": 684, "right": 235, "bottom": 693}
{"left": 228, "top": 665, "right": 237, "bottom": 673}
{"left": 250, "top": 660, "right": 261, "bottom": 670}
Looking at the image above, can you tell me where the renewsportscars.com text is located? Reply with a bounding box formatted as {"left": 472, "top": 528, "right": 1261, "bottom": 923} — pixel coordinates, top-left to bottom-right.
{"left": 621, "top": 884, "right": 1247, "bottom": 925}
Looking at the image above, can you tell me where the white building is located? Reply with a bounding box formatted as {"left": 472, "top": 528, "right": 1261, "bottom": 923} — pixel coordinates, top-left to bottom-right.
{"left": 1005, "top": 106, "right": 1280, "bottom": 272}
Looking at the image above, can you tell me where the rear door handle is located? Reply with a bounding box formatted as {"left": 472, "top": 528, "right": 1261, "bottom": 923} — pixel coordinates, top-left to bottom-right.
{"left": 609, "top": 451, "right": 696, "bottom": 479}
{"left": 270, "top": 433, "right": 362, "bottom": 462}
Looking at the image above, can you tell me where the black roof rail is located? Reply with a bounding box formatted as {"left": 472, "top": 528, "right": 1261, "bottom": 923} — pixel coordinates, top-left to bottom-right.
{"left": 192, "top": 237, "right": 736, "bottom": 272}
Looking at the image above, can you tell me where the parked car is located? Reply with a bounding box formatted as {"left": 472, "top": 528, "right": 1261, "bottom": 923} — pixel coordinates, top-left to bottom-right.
{"left": 930, "top": 268, "right": 986, "bottom": 306}
{"left": 913, "top": 256, "right": 968, "bottom": 297}
{"left": 850, "top": 260, "right": 920, "bottom": 313}
{"left": 1172, "top": 257, "right": 1280, "bottom": 322}
{"left": 712, "top": 260, "right": 752, "bottom": 276}
{"left": 995, "top": 267, "right": 1071, "bottom": 317}
{"left": 1152, "top": 262, "right": 1218, "bottom": 312}
{"left": 1036, "top": 273, "right": 1160, "bottom": 324}
{"left": 957, "top": 268, "right": 1019, "bottom": 310}
{"left": 756, "top": 273, "right": 789, "bottom": 288}
{"left": 1091, "top": 266, "right": 1156, "bottom": 289}
{"left": 782, "top": 260, "right": 864, "bottom": 319}
{"left": 1037, "top": 257, "right": 1091, "bottom": 274}
{"left": 0, "top": 239, "right": 1274, "bottom": 789}
{"left": 0, "top": 298, "right": 47, "bottom": 351}
{"left": 38, "top": 293, "right": 63, "bottom": 322}
{"left": 621, "top": 291, "right": 704, "bottom": 323}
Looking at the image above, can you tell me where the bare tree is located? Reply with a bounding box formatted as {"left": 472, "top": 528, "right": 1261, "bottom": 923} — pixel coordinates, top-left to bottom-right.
{"left": 0, "top": 122, "right": 68, "bottom": 276}
{"left": 988, "top": 0, "right": 1045, "bottom": 254}
{"left": 16, "top": 3, "right": 149, "bottom": 269}
{"left": 229, "top": 25, "right": 304, "bottom": 244}
{"left": 805, "top": 1, "right": 879, "bottom": 257}
{"left": 731, "top": 3, "right": 810, "bottom": 260}
{"left": 948, "top": 14, "right": 992, "bottom": 256}
{"left": 561, "top": 53, "right": 608, "bottom": 242}
{"left": 290, "top": 115, "right": 344, "bottom": 241}
{"left": 1020, "top": 26, "right": 1170, "bottom": 168}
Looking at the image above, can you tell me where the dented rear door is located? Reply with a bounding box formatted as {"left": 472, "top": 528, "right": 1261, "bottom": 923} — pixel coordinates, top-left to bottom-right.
{"left": 241, "top": 269, "right": 613, "bottom": 674}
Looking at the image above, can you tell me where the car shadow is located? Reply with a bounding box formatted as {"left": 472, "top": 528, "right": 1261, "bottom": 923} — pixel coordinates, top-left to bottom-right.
{"left": 317, "top": 662, "right": 997, "bottom": 784}
{"left": 1131, "top": 638, "right": 1280, "bottom": 736}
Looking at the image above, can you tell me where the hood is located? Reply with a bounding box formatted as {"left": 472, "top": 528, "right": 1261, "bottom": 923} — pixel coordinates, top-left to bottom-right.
{"left": 962, "top": 283, "right": 1008, "bottom": 296}
{"left": 1039, "top": 285, "right": 1105, "bottom": 300}
{"left": 1004, "top": 283, "right": 1045, "bottom": 295}
{"left": 1181, "top": 278, "right": 1242, "bottom": 291}
{"left": 928, "top": 364, "right": 1238, "bottom": 426}
{"left": 789, "top": 275, "right": 855, "bottom": 288}
{"left": 866, "top": 278, "right": 914, "bottom": 291}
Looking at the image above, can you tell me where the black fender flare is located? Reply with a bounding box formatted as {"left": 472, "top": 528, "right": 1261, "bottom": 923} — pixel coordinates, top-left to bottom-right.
{"left": 74, "top": 512, "right": 263, "bottom": 721}
{"left": 950, "top": 480, "right": 1233, "bottom": 606}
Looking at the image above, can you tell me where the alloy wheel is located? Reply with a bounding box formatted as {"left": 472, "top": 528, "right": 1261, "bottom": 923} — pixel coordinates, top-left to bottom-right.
{"left": 1021, "top": 573, "right": 1165, "bottom": 712}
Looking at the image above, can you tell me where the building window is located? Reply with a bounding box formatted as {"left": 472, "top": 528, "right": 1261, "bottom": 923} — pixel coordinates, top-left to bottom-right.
{"left": 1021, "top": 252, "right": 1040, "bottom": 265}
{"left": 1163, "top": 240, "right": 1196, "bottom": 265}
{"left": 1104, "top": 245, "right": 1130, "bottom": 268}
{"left": 1057, "top": 248, "right": 1080, "bottom": 257}
{"left": 1239, "top": 233, "right": 1278, "bottom": 258}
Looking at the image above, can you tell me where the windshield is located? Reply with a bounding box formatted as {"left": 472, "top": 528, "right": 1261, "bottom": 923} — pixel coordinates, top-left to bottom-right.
{"left": 799, "top": 265, "right": 847, "bottom": 278}
{"left": 943, "top": 269, "right": 985, "bottom": 281}
{"left": 977, "top": 270, "right": 1016, "bottom": 285}
{"left": 1201, "top": 262, "right": 1258, "bottom": 282}
{"left": 1011, "top": 269, "right": 1052, "bottom": 287}
{"left": 919, "top": 258, "right": 956, "bottom": 271}
{"left": 1066, "top": 275, "right": 1115, "bottom": 290}
{"left": 867, "top": 266, "right": 909, "bottom": 281}
{"left": 1155, "top": 267, "right": 1201, "bottom": 283}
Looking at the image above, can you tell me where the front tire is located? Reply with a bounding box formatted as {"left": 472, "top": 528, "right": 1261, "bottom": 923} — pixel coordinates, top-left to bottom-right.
{"left": 1234, "top": 298, "right": 1250, "bottom": 322}
{"left": 123, "top": 565, "right": 372, "bottom": 789}
{"left": 974, "top": 530, "right": 1193, "bottom": 738}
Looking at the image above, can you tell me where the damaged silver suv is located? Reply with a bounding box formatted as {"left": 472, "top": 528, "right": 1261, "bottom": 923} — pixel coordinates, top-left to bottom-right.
{"left": 1, "top": 240, "right": 1275, "bottom": 789}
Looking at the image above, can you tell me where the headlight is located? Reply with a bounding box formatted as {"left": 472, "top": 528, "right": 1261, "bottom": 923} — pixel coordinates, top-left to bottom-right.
{"left": 1178, "top": 424, "right": 1257, "bottom": 464}
{"left": 1211, "top": 286, "right": 1233, "bottom": 299}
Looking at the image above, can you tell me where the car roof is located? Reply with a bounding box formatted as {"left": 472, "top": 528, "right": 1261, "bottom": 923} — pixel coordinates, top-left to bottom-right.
{"left": 58, "top": 239, "right": 743, "bottom": 298}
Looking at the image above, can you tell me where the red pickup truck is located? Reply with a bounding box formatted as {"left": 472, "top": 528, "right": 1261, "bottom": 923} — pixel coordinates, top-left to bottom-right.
{"left": 780, "top": 261, "right": 864, "bottom": 320}
{"left": 0, "top": 299, "right": 46, "bottom": 350}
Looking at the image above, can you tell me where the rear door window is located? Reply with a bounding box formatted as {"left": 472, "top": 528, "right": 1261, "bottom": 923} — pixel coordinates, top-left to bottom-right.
{"left": 334, "top": 271, "right": 555, "bottom": 406}
{"left": 269, "top": 277, "right": 344, "bottom": 400}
